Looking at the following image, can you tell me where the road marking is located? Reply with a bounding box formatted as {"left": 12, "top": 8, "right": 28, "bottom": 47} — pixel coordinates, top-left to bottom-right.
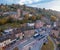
{"left": 21, "top": 40, "right": 27, "bottom": 44}
{"left": 23, "top": 40, "right": 36, "bottom": 48}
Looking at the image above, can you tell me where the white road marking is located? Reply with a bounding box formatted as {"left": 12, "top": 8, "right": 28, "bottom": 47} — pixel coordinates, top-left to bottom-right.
{"left": 21, "top": 40, "right": 27, "bottom": 44}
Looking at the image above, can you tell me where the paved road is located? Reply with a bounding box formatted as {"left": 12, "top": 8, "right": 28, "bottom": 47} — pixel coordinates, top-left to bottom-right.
{"left": 6, "top": 34, "right": 48, "bottom": 50}
{"left": 6, "top": 27, "right": 51, "bottom": 50}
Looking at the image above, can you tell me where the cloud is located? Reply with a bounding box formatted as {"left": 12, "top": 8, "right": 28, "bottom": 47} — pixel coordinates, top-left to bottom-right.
{"left": 28, "top": 0, "right": 60, "bottom": 11}
{"left": 0, "top": 0, "right": 41, "bottom": 5}
{"left": 0, "top": 0, "right": 60, "bottom": 11}
{"left": 18, "top": 0, "right": 41, "bottom": 5}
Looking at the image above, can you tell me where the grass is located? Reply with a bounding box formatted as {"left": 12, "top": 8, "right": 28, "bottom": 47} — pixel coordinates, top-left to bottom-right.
{"left": 41, "top": 38, "right": 54, "bottom": 50}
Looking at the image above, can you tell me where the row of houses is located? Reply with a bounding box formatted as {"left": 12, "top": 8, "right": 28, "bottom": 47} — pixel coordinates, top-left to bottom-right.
{"left": 0, "top": 28, "right": 25, "bottom": 49}
{"left": 0, "top": 8, "right": 33, "bottom": 20}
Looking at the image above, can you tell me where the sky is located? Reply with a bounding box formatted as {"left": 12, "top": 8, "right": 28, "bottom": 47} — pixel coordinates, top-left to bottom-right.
{"left": 0, "top": 0, "right": 60, "bottom": 11}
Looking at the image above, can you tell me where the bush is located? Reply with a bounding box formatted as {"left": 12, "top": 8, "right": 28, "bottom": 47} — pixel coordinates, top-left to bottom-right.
{"left": 58, "top": 44, "right": 60, "bottom": 47}
{"left": 13, "top": 47, "right": 19, "bottom": 50}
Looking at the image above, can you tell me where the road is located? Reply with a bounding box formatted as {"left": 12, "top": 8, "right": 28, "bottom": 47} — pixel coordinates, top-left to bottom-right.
{"left": 6, "top": 27, "right": 51, "bottom": 50}
{"left": 8, "top": 34, "right": 47, "bottom": 50}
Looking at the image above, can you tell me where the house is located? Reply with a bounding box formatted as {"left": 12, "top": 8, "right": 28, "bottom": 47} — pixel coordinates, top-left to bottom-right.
{"left": 51, "top": 21, "right": 60, "bottom": 42}
{"left": 0, "top": 12, "right": 3, "bottom": 16}
{"left": 24, "top": 30, "right": 35, "bottom": 38}
{"left": 41, "top": 17, "right": 51, "bottom": 23}
{"left": 23, "top": 11, "right": 29, "bottom": 16}
{"left": 51, "top": 27, "right": 60, "bottom": 44}
{"left": 56, "top": 20, "right": 60, "bottom": 27}
{"left": 52, "top": 20, "right": 60, "bottom": 28}
{"left": 29, "top": 14, "right": 33, "bottom": 17}
{"left": 53, "top": 22, "right": 57, "bottom": 27}
{"left": 3, "top": 9, "right": 22, "bottom": 19}
{"left": 51, "top": 30, "right": 59, "bottom": 38}
{"left": 0, "top": 39, "right": 11, "bottom": 50}
{"left": 17, "top": 9, "right": 21, "bottom": 18}
{"left": 18, "top": 17, "right": 24, "bottom": 20}
{"left": 46, "top": 24, "right": 51, "bottom": 28}
{"left": 0, "top": 39, "right": 11, "bottom": 47}
{"left": 0, "top": 28, "right": 20, "bottom": 50}
{"left": 15, "top": 31, "right": 24, "bottom": 40}
{"left": 35, "top": 20, "right": 45, "bottom": 29}
{"left": 27, "top": 23, "right": 35, "bottom": 27}
{"left": 12, "top": 29, "right": 25, "bottom": 40}
{"left": 0, "top": 28, "right": 16, "bottom": 50}
{"left": 4, "top": 29, "right": 13, "bottom": 34}
{"left": 0, "top": 35, "right": 12, "bottom": 48}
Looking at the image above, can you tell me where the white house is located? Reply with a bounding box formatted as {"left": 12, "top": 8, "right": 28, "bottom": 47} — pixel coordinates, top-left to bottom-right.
{"left": 53, "top": 22, "right": 57, "bottom": 27}
{"left": 0, "top": 39, "right": 11, "bottom": 47}
{"left": 29, "top": 14, "right": 33, "bottom": 17}
{"left": 27, "top": 23, "right": 35, "bottom": 27}
{"left": 4, "top": 29, "right": 13, "bottom": 33}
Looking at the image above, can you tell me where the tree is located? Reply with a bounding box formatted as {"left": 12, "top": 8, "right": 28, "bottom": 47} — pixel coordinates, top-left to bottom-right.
{"left": 31, "top": 16, "right": 36, "bottom": 21}
{"left": 0, "top": 32, "right": 3, "bottom": 36}
{"left": 36, "top": 15, "right": 42, "bottom": 20}
{"left": 7, "top": 17, "right": 14, "bottom": 23}
{"left": 51, "top": 15, "right": 57, "bottom": 22}
{"left": 24, "top": 14, "right": 29, "bottom": 20}
{"left": 23, "top": 14, "right": 29, "bottom": 23}
{"left": 0, "top": 17, "right": 8, "bottom": 25}
{"left": 13, "top": 47, "right": 19, "bottom": 50}
{"left": 58, "top": 44, "right": 60, "bottom": 47}
{"left": 0, "top": 28, "right": 3, "bottom": 32}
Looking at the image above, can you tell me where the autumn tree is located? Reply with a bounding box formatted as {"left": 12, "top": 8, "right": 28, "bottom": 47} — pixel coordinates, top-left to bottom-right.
{"left": 36, "top": 14, "right": 42, "bottom": 20}
{"left": 13, "top": 47, "right": 19, "bottom": 50}
{"left": 50, "top": 15, "right": 57, "bottom": 22}
{"left": 31, "top": 16, "right": 36, "bottom": 21}
{"left": 0, "top": 17, "right": 14, "bottom": 25}
{"left": 0, "top": 17, "right": 8, "bottom": 25}
{"left": 24, "top": 14, "right": 29, "bottom": 20}
{"left": 23, "top": 14, "right": 29, "bottom": 23}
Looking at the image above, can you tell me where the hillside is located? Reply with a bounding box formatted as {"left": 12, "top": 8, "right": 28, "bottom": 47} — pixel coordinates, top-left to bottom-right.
{"left": 0, "top": 4, "right": 60, "bottom": 31}
{"left": 0, "top": 4, "right": 60, "bottom": 19}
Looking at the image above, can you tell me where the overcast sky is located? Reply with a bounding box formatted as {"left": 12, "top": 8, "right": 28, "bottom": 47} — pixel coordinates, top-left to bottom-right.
{"left": 0, "top": 0, "right": 60, "bottom": 11}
